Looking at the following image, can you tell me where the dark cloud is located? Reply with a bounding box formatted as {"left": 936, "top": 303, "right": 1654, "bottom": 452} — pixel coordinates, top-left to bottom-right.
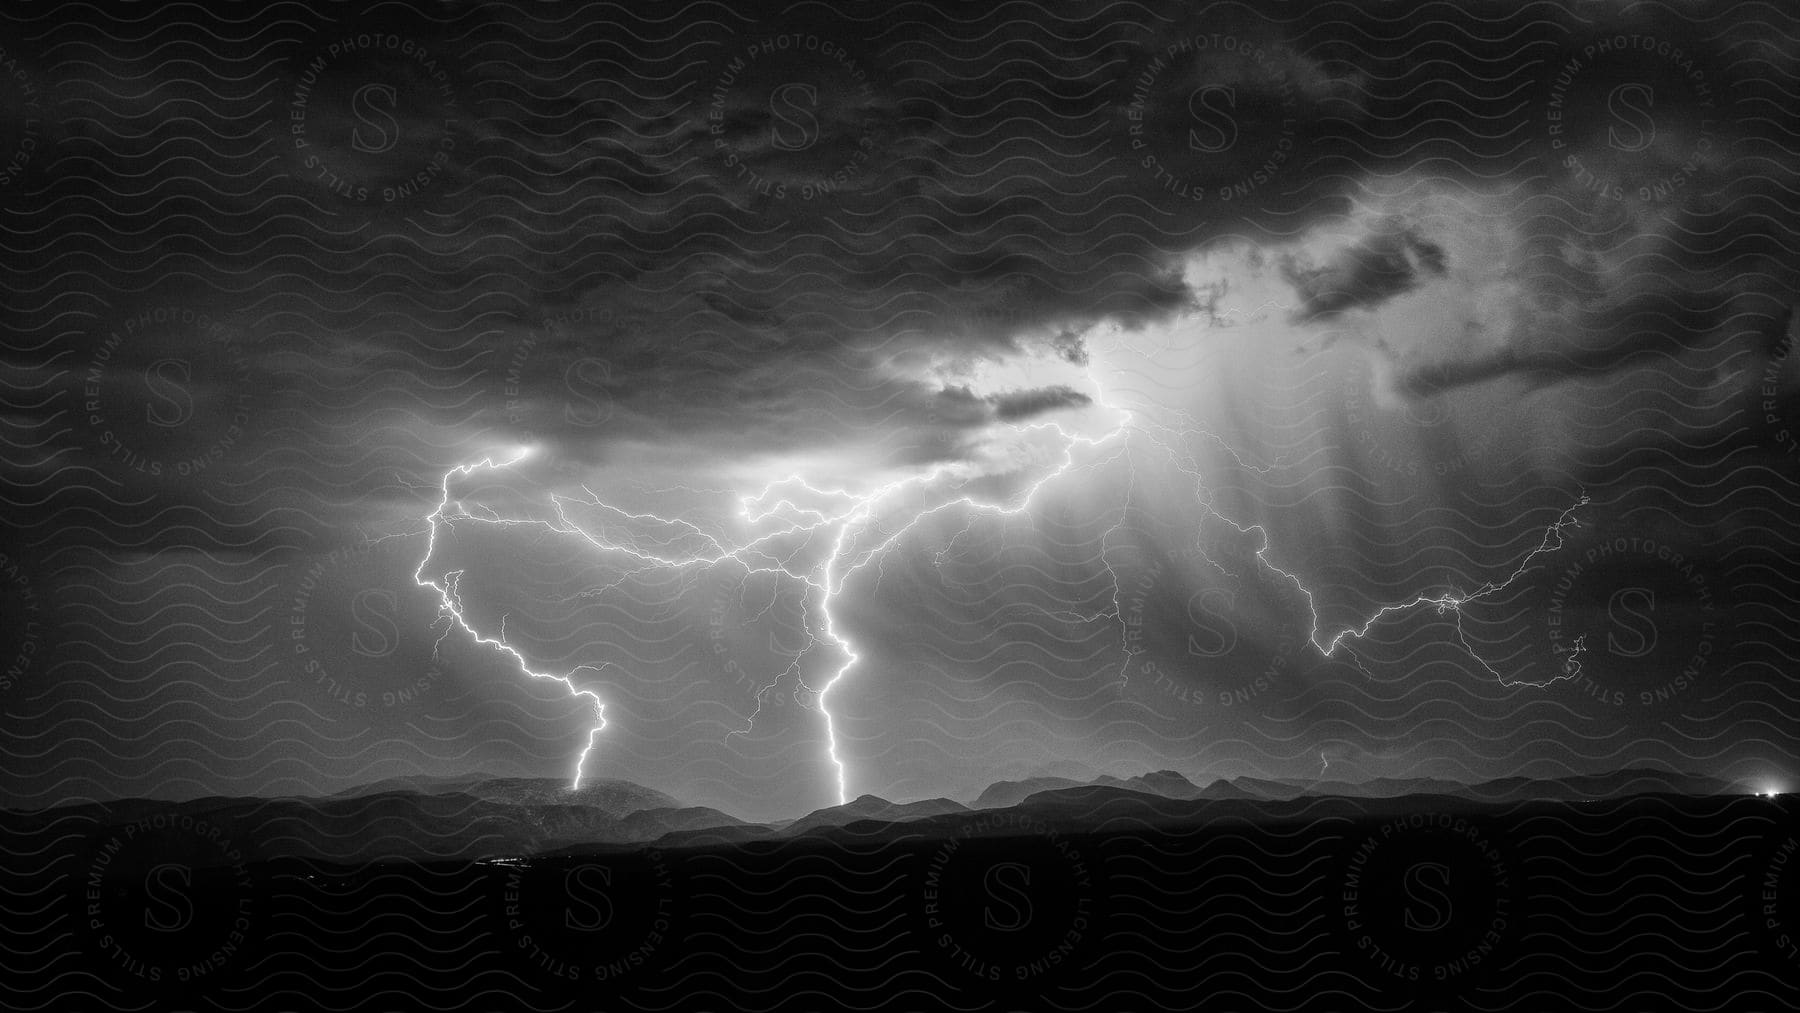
{"left": 1282, "top": 225, "right": 1448, "bottom": 324}
{"left": 987, "top": 385, "right": 1093, "bottom": 421}
{"left": 3, "top": 0, "right": 1799, "bottom": 817}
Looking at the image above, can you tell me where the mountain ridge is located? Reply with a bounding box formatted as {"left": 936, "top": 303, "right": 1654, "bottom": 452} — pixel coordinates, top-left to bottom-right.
{"left": 3, "top": 766, "right": 1745, "bottom": 866}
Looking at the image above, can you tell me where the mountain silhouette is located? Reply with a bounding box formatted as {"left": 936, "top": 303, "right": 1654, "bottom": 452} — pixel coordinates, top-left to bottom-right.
{"left": 5, "top": 766, "right": 1745, "bottom": 867}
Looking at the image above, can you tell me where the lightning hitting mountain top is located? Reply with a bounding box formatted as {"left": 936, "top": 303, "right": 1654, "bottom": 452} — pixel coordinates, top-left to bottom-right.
{"left": 412, "top": 411, "right": 1130, "bottom": 799}
{"left": 412, "top": 359, "right": 1588, "bottom": 803}
{"left": 411, "top": 448, "right": 609, "bottom": 788}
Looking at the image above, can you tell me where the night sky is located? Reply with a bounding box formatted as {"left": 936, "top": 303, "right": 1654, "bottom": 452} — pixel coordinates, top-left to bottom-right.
{"left": 3, "top": 0, "right": 1798, "bottom": 823}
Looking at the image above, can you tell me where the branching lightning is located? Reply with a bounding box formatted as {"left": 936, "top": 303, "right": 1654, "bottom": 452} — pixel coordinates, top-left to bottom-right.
{"left": 411, "top": 449, "right": 610, "bottom": 788}
{"left": 1121, "top": 410, "right": 1591, "bottom": 681}
{"left": 413, "top": 358, "right": 1590, "bottom": 804}
{"left": 413, "top": 416, "right": 1132, "bottom": 802}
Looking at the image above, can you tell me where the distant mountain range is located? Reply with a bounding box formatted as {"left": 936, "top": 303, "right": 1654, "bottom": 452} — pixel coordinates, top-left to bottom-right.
{"left": 3, "top": 767, "right": 1743, "bottom": 867}
{"left": 973, "top": 767, "right": 1737, "bottom": 807}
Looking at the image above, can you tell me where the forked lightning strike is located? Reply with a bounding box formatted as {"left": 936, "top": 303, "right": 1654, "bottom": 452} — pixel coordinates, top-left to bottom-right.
{"left": 413, "top": 419, "right": 1131, "bottom": 802}
{"left": 412, "top": 448, "right": 609, "bottom": 787}
{"left": 1125, "top": 413, "right": 1591, "bottom": 681}
{"left": 414, "top": 379, "right": 1589, "bottom": 802}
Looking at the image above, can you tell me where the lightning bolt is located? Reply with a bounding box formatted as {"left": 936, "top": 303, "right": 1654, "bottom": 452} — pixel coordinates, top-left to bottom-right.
{"left": 413, "top": 361, "right": 1589, "bottom": 803}
{"left": 412, "top": 413, "right": 1132, "bottom": 803}
{"left": 806, "top": 417, "right": 1132, "bottom": 803}
{"left": 1120, "top": 410, "right": 1591, "bottom": 681}
{"left": 411, "top": 448, "right": 610, "bottom": 787}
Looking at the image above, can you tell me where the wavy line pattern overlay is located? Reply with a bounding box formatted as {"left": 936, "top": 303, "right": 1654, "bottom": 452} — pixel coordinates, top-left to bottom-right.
{"left": 4, "top": 0, "right": 1800, "bottom": 1009}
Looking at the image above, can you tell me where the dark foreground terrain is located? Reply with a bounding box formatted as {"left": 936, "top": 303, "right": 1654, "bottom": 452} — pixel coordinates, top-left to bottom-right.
{"left": 7, "top": 773, "right": 1800, "bottom": 1011}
